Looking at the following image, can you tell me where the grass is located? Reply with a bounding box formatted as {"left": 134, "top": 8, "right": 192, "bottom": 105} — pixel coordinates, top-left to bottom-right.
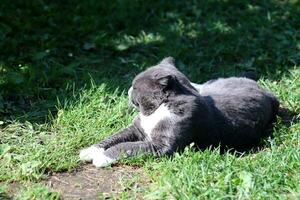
{"left": 0, "top": 0, "right": 300, "bottom": 199}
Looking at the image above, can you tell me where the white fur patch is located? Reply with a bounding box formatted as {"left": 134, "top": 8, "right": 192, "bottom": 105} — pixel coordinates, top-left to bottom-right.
{"left": 79, "top": 146, "right": 104, "bottom": 162}
{"left": 191, "top": 82, "right": 203, "bottom": 93}
{"left": 92, "top": 152, "right": 116, "bottom": 168}
{"left": 128, "top": 86, "right": 133, "bottom": 97}
{"left": 79, "top": 145, "right": 116, "bottom": 167}
{"left": 139, "top": 103, "right": 174, "bottom": 140}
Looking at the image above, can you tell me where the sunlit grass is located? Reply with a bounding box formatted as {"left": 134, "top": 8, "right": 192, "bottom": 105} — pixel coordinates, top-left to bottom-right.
{"left": 0, "top": 0, "right": 300, "bottom": 199}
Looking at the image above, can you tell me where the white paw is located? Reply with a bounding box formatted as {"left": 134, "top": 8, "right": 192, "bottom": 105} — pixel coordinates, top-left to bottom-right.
{"left": 79, "top": 146, "right": 104, "bottom": 162}
{"left": 92, "top": 152, "right": 116, "bottom": 168}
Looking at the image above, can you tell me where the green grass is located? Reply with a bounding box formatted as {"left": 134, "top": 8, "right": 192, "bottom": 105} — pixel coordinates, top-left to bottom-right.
{"left": 0, "top": 0, "right": 300, "bottom": 199}
{"left": 15, "top": 184, "right": 60, "bottom": 200}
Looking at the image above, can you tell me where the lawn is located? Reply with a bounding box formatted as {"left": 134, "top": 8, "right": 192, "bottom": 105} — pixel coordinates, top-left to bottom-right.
{"left": 0, "top": 0, "right": 300, "bottom": 199}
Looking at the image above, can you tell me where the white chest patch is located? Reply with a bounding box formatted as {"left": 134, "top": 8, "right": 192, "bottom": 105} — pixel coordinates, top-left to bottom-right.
{"left": 139, "top": 103, "right": 173, "bottom": 140}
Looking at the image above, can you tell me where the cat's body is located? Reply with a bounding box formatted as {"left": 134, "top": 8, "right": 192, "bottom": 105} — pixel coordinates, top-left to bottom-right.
{"left": 80, "top": 57, "right": 279, "bottom": 167}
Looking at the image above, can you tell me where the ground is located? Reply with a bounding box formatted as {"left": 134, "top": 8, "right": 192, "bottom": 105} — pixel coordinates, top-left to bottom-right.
{"left": 45, "top": 165, "right": 144, "bottom": 199}
{"left": 0, "top": 0, "right": 300, "bottom": 199}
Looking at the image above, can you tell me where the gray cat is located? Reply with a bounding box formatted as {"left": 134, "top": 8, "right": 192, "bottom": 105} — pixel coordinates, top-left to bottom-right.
{"left": 79, "top": 57, "right": 279, "bottom": 167}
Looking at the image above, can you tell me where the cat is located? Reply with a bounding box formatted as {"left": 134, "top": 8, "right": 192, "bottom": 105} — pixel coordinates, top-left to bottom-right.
{"left": 79, "top": 57, "right": 279, "bottom": 167}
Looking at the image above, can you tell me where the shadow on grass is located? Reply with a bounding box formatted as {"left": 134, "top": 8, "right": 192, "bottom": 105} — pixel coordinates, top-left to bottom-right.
{"left": 277, "top": 107, "right": 300, "bottom": 126}
{"left": 0, "top": 0, "right": 299, "bottom": 123}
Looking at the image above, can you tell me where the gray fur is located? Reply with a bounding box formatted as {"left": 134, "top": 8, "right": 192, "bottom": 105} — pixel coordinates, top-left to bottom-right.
{"left": 82, "top": 57, "right": 279, "bottom": 165}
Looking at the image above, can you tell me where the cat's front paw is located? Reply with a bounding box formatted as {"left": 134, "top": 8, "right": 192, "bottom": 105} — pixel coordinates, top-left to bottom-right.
{"left": 92, "top": 152, "right": 115, "bottom": 168}
{"left": 79, "top": 146, "right": 104, "bottom": 162}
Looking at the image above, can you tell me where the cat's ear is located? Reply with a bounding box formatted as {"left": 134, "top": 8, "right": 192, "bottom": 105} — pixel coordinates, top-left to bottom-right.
{"left": 157, "top": 75, "right": 174, "bottom": 87}
{"left": 159, "top": 57, "right": 176, "bottom": 67}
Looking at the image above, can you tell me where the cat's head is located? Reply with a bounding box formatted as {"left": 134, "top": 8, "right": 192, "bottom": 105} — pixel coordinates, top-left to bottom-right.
{"left": 129, "top": 57, "right": 198, "bottom": 115}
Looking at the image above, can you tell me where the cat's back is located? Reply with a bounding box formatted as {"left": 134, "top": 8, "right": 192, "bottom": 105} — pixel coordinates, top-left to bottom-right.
{"left": 200, "top": 77, "right": 278, "bottom": 133}
{"left": 199, "top": 77, "right": 269, "bottom": 115}
{"left": 200, "top": 77, "right": 278, "bottom": 113}
{"left": 200, "top": 77, "right": 259, "bottom": 95}
{"left": 200, "top": 77, "right": 277, "bottom": 107}
{"left": 197, "top": 77, "right": 279, "bottom": 150}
